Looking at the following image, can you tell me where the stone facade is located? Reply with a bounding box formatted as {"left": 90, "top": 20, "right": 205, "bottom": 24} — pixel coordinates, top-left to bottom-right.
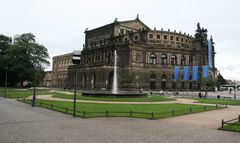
{"left": 68, "top": 17, "right": 217, "bottom": 91}
{"left": 42, "top": 71, "right": 52, "bottom": 87}
{"left": 52, "top": 53, "right": 73, "bottom": 88}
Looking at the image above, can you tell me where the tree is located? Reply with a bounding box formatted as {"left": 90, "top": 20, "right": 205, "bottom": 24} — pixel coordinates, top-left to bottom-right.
{"left": 216, "top": 73, "right": 227, "bottom": 90}
{"left": 120, "top": 72, "right": 137, "bottom": 89}
{"left": 12, "top": 33, "right": 50, "bottom": 86}
{"left": 0, "top": 33, "right": 49, "bottom": 86}
{"left": 205, "top": 78, "right": 216, "bottom": 91}
{"left": 0, "top": 35, "right": 12, "bottom": 86}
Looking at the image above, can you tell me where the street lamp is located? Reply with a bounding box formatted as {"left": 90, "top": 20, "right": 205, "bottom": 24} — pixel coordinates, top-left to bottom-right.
{"left": 32, "top": 70, "right": 37, "bottom": 107}
{"left": 72, "top": 50, "right": 81, "bottom": 117}
{"left": 4, "top": 66, "right": 8, "bottom": 98}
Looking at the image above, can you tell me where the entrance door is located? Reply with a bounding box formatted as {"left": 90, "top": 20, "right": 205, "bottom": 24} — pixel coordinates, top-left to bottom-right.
{"left": 150, "top": 81, "right": 156, "bottom": 89}
{"left": 108, "top": 71, "right": 113, "bottom": 90}
{"left": 161, "top": 81, "right": 166, "bottom": 90}
{"left": 161, "top": 74, "right": 167, "bottom": 90}
{"left": 150, "top": 74, "right": 156, "bottom": 90}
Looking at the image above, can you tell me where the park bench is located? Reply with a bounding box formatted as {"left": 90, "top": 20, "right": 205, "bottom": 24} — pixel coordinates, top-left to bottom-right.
{"left": 222, "top": 96, "right": 231, "bottom": 99}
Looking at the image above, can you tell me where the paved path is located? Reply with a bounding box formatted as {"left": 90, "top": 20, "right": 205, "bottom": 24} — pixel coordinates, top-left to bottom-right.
{"left": 35, "top": 94, "right": 218, "bottom": 106}
{"left": 0, "top": 97, "right": 239, "bottom": 143}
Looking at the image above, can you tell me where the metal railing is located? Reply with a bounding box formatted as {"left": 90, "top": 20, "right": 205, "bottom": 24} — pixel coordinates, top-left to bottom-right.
{"left": 18, "top": 98, "right": 227, "bottom": 120}
{"left": 221, "top": 115, "right": 240, "bottom": 128}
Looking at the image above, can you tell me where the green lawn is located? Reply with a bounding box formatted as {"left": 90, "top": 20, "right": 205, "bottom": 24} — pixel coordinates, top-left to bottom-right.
{"left": 51, "top": 92, "right": 175, "bottom": 102}
{"left": 195, "top": 98, "right": 240, "bottom": 105}
{"left": 222, "top": 122, "right": 240, "bottom": 132}
{"left": 20, "top": 99, "right": 224, "bottom": 119}
{"left": 0, "top": 87, "right": 51, "bottom": 98}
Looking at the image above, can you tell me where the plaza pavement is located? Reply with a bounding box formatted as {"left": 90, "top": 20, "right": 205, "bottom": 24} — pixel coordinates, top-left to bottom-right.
{"left": 0, "top": 97, "right": 239, "bottom": 143}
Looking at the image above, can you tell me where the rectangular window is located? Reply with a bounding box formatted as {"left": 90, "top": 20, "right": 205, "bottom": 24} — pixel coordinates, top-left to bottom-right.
{"left": 149, "top": 34, "right": 153, "bottom": 39}
{"left": 185, "top": 39, "right": 188, "bottom": 43}
{"left": 176, "top": 37, "right": 179, "bottom": 41}
{"left": 135, "top": 35, "right": 138, "bottom": 40}
{"left": 181, "top": 38, "right": 184, "bottom": 42}
{"left": 170, "top": 36, "right": 174, "bottom": 40}
{"left": 120, "top": 29, "right": 124, "bottom": 34}
{"left": 157, "top": 35, "right": 160, "bottom": 39}
{"left": 164, "top": 35, "right": 168, "bottom": 40}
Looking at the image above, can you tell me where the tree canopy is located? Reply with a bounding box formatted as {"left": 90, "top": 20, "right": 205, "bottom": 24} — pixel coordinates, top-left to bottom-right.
{"left": 0, "top": 33, "right": 49, "bottom": 86}
{"left": 216, "top": 73, "right": 227, "bottom": 90}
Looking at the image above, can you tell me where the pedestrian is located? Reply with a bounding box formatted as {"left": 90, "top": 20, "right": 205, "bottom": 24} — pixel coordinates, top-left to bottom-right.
{"left": 229, "top": 88, "right": 232, "bottom": 94}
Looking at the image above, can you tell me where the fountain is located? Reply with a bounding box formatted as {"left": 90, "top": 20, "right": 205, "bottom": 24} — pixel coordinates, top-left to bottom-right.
{"left": 82, "top": 49, "right": 147, "bottom": 97}
{"left": 112, "top": 50, "right": 118, "bottom": 94}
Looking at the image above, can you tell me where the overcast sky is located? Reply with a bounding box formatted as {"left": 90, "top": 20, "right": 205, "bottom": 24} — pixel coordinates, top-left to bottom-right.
{"left": 1, "top": 0, "right": 240, "bottom": 81}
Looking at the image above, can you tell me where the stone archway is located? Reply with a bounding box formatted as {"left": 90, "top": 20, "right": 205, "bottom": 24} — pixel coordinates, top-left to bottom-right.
{"left": 150, "top": 74, "right": 156, "bottom": 90}
{"left": 91, "top": 73, "right": 96, "bottom": 89}
{"left": 108, "top": 71, "right": 113, "bottom": 90}
{"left": 161, "top": 74, "right": 167, "bottom": 90}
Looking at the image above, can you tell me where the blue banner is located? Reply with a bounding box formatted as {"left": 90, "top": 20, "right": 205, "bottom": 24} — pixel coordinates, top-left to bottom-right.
{"left": 183, "top": 66, "right": 190, "bottom": 81}
{"left": 174, "top": 66, "right": 180, "bottom": 80}
{"left": 202, "top": 65, "right": 209, "bottom": 78}
{"left": 192, "top": 66, "right": 198, "bottom": 81}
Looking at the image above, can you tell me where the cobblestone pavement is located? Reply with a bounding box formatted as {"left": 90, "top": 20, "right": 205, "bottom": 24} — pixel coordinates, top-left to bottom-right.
{"left": 0, "top": 97, "right": 240, "bottom": 143}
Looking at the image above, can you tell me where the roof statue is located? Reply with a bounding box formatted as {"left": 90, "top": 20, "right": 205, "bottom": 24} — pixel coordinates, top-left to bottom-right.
{"left": 195, "top": 22, "right": 208, "bottom": 39}
{"left": 136, "top": 14, "right": 139, "bottom": 20}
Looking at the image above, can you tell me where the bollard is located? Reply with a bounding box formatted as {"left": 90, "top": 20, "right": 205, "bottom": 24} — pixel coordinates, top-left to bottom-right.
{"left": 83, "top": 111, "right": 86, "bottom": 117}
{"left": 221, "top": 119, "right": 224, "bottom": 128}
{"left": 51, "top": 104, "right": 53, "bottom": 109}
{"left": 130, "top": 110, "right": 132, "bottom": 117}
{"left": 204, "top": 106, "right": 206, "bottom": 111}
{"left": 172, "top": 109, "right": 175, "bottom": 116}
{"left": 239, "top": 115, "right": 240, "bottom": 122}
{"left": 151, "top": 112, "right": 154, "bottom": 119}
{"left": 106, "top": 110, "right": 108, "bottom": 117}
{"left": 225, "top": 104, "right": 227, "bottom": 108}
{"left": 190, "top": 107, "right": 192, "bottom": 113}
{"left": 66, "top": 108, "right": 68, "bottom": 113}
{"left": 216, "top": 104, "right": 218, "bottom": 109}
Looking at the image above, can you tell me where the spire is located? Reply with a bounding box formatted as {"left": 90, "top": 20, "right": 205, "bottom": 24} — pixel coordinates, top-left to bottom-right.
{"left": 210, "top": 35, "right": 215, "bottom": 44}
{"left": 136, "top": 14, "right": 139, "bottom": 20}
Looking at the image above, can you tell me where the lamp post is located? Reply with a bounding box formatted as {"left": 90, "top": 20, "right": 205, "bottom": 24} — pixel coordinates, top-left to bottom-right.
{"left": 234, "top": 84, "right": 237, "bottom": 100}
{"left": 32, "top": 70, "right": 37, "bottom": 107}
{"left": 72, "top": 50, "right": 81, "bottom": 117}
{"left": 4, "top": 67, "right": 8, "bottom": 97}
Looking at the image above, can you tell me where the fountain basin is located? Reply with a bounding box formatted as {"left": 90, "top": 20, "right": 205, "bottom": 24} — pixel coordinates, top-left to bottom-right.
{"left": 82, "top": 90, "right": 147, "bottom": 97}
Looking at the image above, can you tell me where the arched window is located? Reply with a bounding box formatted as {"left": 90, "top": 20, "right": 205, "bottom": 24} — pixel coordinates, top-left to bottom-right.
{"left": 150, "top": 54, "right": 157, "bottom": 65}
{"left": 181, "top": 55, "right": 186, "bottom": 66}
{"left": 161, "top": 54, "right": 167, "bottom": 65}
{"left": 171, "top": 54, "right": 177, "bottom": 66}
{"left": 97, "top": 53, "right": 100, "bottom": 62}
{"left": 189, "top": 56, "right": 193, "bottom": 66}
{"left": 150, "top": 74, "right": 156, "bottom": 79}
{"left": 107, "top": 52, "right": 111, "bottom": 62}
{"left": 161, "top": 74, "right": 167, "bottom": 80}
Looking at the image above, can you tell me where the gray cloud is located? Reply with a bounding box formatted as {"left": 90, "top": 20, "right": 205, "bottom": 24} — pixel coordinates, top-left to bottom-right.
{"left": 1, "top": 0, "right": 240, "bottom": 80}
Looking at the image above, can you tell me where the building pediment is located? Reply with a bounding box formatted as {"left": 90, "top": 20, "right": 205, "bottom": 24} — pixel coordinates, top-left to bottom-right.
{"left": 117, "top": 18, "right": 150, "bottom": 30}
